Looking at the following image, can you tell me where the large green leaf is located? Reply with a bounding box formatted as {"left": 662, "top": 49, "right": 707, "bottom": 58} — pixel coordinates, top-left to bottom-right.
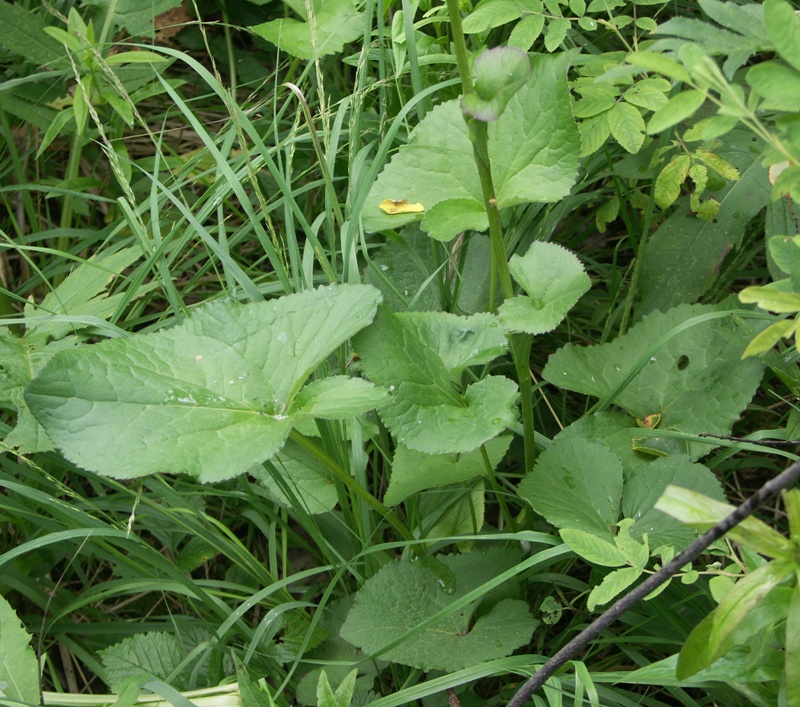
{"left": 26, "top": 285, "right": 383, "bottom": 482}
{"left": 340, "top": 550, "right": 536, "bottom": 671}
{"left": 519, "top": 437, "right": 623, "bottom": 540}
{"left": 362, "top": 53, "right": 580, "bottom": 239}
{"left": 99, "top": 632, "right": 184, "bottom": 691}
{"left": 622, "top": 455, "right": 725, "bottom": 547}
{"left": 250, "top": 0, "right": 364, "bottom": 60}
{"left": 1, "top": 248, "right": 139, "bottom": 453}
{"left": 384, "top": 435, "right": 512, "bottom": 505}
{"left": 637, "top": 131, "right": 771, "bottom": 314}
{"left": 542, "top": 304, "right": 763, "bottom": 459}
{"left": 498, "top": 241, "right": 590, "bottom": 334}
{"left": 354, "top": 308, "right": 518, "bottom": 454}
{"left": 0, "top": 594, "right": 39, "bottom": 703}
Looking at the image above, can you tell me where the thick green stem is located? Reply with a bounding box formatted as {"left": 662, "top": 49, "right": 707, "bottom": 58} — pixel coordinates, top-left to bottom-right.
{"left": 290, "top": 429, "right": 412, "bottom": 541}
{"left": 445, "top": 0, "right": 535, "bottom": 459}
{"left": 446, "top": 0, "right": 473, "bottom": 94}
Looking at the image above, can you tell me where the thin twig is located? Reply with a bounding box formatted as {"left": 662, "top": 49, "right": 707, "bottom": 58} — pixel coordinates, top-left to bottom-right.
{"left": 506, "top": 457, "right": 800, "bottom": 707}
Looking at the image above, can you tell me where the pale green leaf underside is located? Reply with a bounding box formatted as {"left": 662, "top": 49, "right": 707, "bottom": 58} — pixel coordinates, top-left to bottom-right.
{"left": 542, "top": 304, "right": 763, "bottom": 459}
{"left": 363, "top": 53, "right": 580, "bottom": 237}
{"left": 250, "top": 0, "right": 364, "bottom": 59}
{"left": 26, "top": 285, "right": 382, "bottom": 482}
{"left": 355, "top": 309, "right": 517, "bottom": 454}
{"left": 340, "top": 551, "right": 536, "bottom": 671}
{"left": 0, "top": 594, "right": 40, "bottom": 703}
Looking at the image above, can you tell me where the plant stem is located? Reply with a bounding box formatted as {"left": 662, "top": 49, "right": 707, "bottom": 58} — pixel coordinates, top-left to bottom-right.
{"left": 290, "top": 429, "right": 412, "bottom": 541}
{"left": 445, "top": 0, "right": 534, "bottom": 458}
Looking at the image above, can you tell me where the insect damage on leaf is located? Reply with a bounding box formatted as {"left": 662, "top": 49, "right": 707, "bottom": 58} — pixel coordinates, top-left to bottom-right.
{"left": 379, "top": 198, "right": 424, "bottom": 215}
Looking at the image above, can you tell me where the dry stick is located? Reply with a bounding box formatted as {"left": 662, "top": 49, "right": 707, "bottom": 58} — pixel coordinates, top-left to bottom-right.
{"left": 506, "top": 457, "right": 800, "bottom": 707}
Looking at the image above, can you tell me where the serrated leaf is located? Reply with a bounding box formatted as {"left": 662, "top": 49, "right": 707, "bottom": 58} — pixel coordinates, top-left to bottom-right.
{"left": 746, "top": 62, "right": 800, "bottom": 112}
{"left": 99, "top": 632, "right": 184, "bottom": 691}
{"left": 607, "top": 101, "right": 646, "bottom": 153}
{"left": 82, "top": 0, "right": 184, "bottom": 36}
{"left": 462, "top": 47, "right": 530, "bottom": 122}
{"left": 587, "top": 566, "right": 642, "bottom": 610}
{"left": 764, "top": 0, "right": 800, "bottom": 73}
{"left": 384, "top": 435, "right": 512, "bottom": 505}
{"left": 647, "top": 90, "right": 707, "bottom": 134}
{"left": 542, "top": 304, "right": 764, "bottom": 460}
{"left": 340, "top": 551, "right": 537, "bottom": 671}
{"left": 462, "top": 0, "right": 540, "bottom": 33}
{"left": 572, "top": 84, "right": 618, "bottom": 118}
{"left": 26, "top": 285, "right": 382, "bottom": 482}
{"left": 622, "top": 83, "right": 669, "bottom": 111}
{"left": 578, "top": 113, "right": 611, "bottom": 156}
{"left": 509, "top": 13, "right": 545, "bottom": 49}
{"left": 355, "top": 308, "right": 516, "bottom": 454}
{"left": 544, "top": 17, "right": 571, "bottom": 51}
{"left": 654, "top": 155, "right": 690, "bottom": 210}
{"left": 0, "top": 3, "right": 66, "bottom": 67}
{"left": 0, "top": 594, "right": 39, "bottom": 703}
{"left": 250, "top": 0, "right": 364, "bottom": 60}
{"left": 560, "top": 528, "right": 626, "bottom": 566}
{"left": 498, "top": 242, "right": 590, "bottom": 334}
{"left": 363, "top": 53, "right": 580, "bottom": 238}
{"left": 768, "top": 235, "right": 800, "bottom": 279}
{"left": 519, "top": 437, "right": 623, "bottom": 539}
{"left": 569, "top": 0, "right": 586, "bottom": 15}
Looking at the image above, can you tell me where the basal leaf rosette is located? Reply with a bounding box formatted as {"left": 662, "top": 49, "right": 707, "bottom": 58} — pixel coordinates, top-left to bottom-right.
{"left": 354, "top": 309, "right": 517, "bottom": 454}
{"left": 498, "top": 241, "right": 591, "bottom": 334}
{"left": 26, "top": 284, "right": 385, "bottom": 483}
{"left": 363, "top": 52, "right": 580, "bottom": 240}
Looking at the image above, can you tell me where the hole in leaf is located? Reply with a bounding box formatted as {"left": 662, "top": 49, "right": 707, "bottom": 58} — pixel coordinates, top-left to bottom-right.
{"left": 677, "top": 354, "right": 689, "bottom": 370}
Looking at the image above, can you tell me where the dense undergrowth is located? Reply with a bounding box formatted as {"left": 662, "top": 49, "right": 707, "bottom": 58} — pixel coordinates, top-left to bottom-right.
{"left": 2, "top": 0, "right": 800, "bottom": 705}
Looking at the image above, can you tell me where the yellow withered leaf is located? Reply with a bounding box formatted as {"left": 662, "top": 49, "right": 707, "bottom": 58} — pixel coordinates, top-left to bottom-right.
{"left": 379, "top": 198, "right": 424, "bottom": 215}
